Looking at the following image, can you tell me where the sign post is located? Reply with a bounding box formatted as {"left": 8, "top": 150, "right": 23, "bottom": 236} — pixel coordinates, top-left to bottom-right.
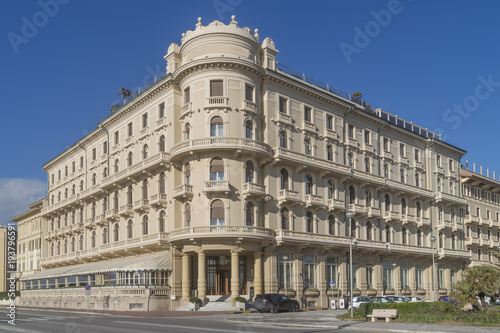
{"left": 329, "top": 280, "right": 335, "bottom": 309}
{"left": 85, "top": 285, "right": 91, "bottom": 312}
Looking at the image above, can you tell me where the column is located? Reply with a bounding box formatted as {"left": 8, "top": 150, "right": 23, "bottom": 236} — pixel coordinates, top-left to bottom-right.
{"left": 231, "top": 250, "right": 240, "bottom": 298}
{"left": 182, "top": 253, "right": 191, "bottom": 300}
{"left": 197, "top": 251, "right": 206, "bottom": 299}
{"left": 254, "top": 252, "right": 263, "bottom": 297}
{"left": 317, "top": 255, "right": 326, "bottom": 307}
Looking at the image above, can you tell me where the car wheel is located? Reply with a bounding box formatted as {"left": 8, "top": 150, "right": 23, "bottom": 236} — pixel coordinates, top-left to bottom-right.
{"left": 271, "top": 305, "right": 279, "bottom": 313}
{"left": 292, "top": 304, "right": 299, "bottom": 312}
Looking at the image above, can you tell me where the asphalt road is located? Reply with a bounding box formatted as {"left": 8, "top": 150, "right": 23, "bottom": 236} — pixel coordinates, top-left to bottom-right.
{"left": 0, "top": 308, "right": 358, "bottom": 333}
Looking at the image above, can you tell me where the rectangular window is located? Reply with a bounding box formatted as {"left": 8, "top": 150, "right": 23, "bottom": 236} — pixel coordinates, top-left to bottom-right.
{"left": 279, "top": 96, "right": 287, "bottom": 114}
{"left": 400, "top": 143, "right": 405, "bottom": 157}
{"left": 302, "top": 256, "right": 317, "bottom": 289}
{"left": 159, "top": 102, "right": 165, "bottom": 118}
{"left": 142, "top": 113, "right": 148, "bottom": 128}
{"left": 400, "top": 263, "right": 409, "bottom": 289}
{"left": 415, "top": 264, "right": 423, "bottom": 289}
{"left": 65, "top": 166, "right": 68, "bottom": 177}
{"left": 51, "top": 174, "right": 54, "bottom": 184}
{"left": 245, "top": 84, "right": 254, "bottom": 102}
{"left": 103, "top": 141, "right": 108, "bottom": 154}
{"left": 437, "top": 264, "right": 445, "bottom": 289}
{"left": 114, "top": 131, "right": 119, "bottom": 144}
{"left": 304, "top": 106, "right": 312, "bottom": 122}
{"left": 325, "top": 257, "right": 338, "bottom": 289}
{"left": 278, "top": 254, "right": 294, "bottom": 290}
{"left": 415, "top": 148, "right": 419, "bottom": 162}
{"left": 184, "top": 88, "right": 190, "bottom": 104}
{"left": 58, "top": 170, "right": 61, "bottom": 180}
{"left": 72, "top": 161, "right": 75, "bottom": 173}
{"left": 437, "top": 154, "right": 441, "bottom": 167}
{"left": 348, "top": 125, "right": 354, "bottom": 139}
{"left": 326, "top": 115, "right": 333, "bottom": 130}
{"left": 127, "top": 122, "right": 133, "bottom": 137}
{"left": 366, "top": 265, "right": 373, "bottom": 289}
{"left": 383, "top": 262, "right": 394, "bottom": 289}
{"left": 92, "top": 148, "right": 96, "bottom": 160}
{"left": 383, "top": 137, "right": 389, "bottom": 151}
{"left": 80, "top": 156, "right": 84, "bottom": 168}
{"left": 210, "top": 80, "right": 223, "bottom": 97}
{"left": 450, "top": 268, "right": 455, "bottom": 287}
{"left": 449, "top": 159, "right": 453, "bottom": 171}
{"left": 364, "top": 130, "right": 370, "bottom": 144}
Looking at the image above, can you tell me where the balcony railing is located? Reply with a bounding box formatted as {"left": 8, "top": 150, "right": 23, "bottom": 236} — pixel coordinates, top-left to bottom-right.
{"left": 401, "top": 214, "right": 416, "bottom": 225}
{"left": 278, "top": 189, "right": 300, "bottom": 204}
{"left": 305, "top": 194, "right": 323, "bottom": 207}
{"left": 416, "top": 217, "right": 430, "bottom": 227}
{"left": 173, "top": 184, "right": 193, "bottom": 199}
{"left": 241, "top": 100, "right": 257, "bottom": 114}
{"left": 150, "top": 193, "right": 168, "bottom": 207}
{"left": 327, "top": 198, "right": 345, "bottom": 211}
{"left": 274, "top": 112, "right": 293, "bottom": 126}
{"left": 383, "top": 211, "right": 400, "bottom": 222}
{"left": 242, "top": 182, "right": 266, "bottom": 197}
{"left": 180, "top": 102, "right": 193, "bottom": 118}
{"left": 204, "top": 180, "right": 230, "bottom": 193}
{"left": 205, "top": 96, "right": 229, "bottom": 108}
{"left": 301, "top": 120, "right": 316, "bottom": 134}
{"left": 133, "top": 199, "right": 150, "bottom": 212}
{"left": 118, "top": 204, "right": 134, "bottom": 217}
{"left": 367, "top": 207, "right": 381, "bottom": 218}
{"left": 348, "top": 203, "right": 365, "bottom": 215}
{"left": 169, "top": 225, "right": 274, "bottom": 241}
{"left": 464, "top": 214, "right": 479, "bottom": 224}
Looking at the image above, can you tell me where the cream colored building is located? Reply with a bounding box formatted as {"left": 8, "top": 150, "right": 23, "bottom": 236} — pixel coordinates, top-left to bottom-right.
{"left": 17, "top": 16, "right": 471, "bottom": 310}
{"left": 0, "top": 227, "right": 7, "bottom": 293}
{"left": 461, "top": 166, "right": 500, "bottom": 267}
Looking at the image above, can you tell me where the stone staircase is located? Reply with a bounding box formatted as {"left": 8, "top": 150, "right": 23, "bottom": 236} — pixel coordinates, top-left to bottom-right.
{"left": 176, "top": 295, "right": 247, "bottom": 312}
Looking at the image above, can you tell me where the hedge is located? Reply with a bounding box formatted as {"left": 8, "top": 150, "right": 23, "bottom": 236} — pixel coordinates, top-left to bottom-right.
{"left": 358, "top": 301, "right": 458, "bottom": 318}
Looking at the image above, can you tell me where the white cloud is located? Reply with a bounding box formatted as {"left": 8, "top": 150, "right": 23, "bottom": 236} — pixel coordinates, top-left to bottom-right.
{"left": 0, "top": 178, "right": 47, "bottom": 226}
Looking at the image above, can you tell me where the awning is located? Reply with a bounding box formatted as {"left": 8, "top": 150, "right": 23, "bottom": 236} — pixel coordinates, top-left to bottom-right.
{"left": 21, "top": 251, "right": 171, "bottom": 281}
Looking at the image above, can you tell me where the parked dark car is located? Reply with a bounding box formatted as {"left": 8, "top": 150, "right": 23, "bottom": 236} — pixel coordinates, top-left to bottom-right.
{"left": 254, "top": 294, "right": 300, "bottom": 313}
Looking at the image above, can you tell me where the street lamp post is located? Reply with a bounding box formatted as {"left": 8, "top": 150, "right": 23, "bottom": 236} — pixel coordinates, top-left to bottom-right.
{"left": 430, "top": 236, "right": 436, "bottom": 302}
{"left": 282, "top": 255, "right": 289, "bottom": 294}
{"left": 346, "top": 210, "right": 355, "bottom": 318}
{"left": 392, "top": 263, "right": 397, "bottom": 295}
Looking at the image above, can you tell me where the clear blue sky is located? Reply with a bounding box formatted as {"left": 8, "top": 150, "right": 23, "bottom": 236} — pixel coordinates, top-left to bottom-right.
{"left": 1, "top": 0, "right": 500, "bottom": 225}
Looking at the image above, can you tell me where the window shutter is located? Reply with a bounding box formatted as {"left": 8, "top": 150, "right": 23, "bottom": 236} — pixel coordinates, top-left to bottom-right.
{"left": 211, "top": 200, "right": 224, "bottom": 219}
{"left": 211, "top": 116, "right": 223, "bottom": 125}
{"left": 210, "top": 80, "right": 223, "bottom": 96}
{"left": 245, "top": 84, "right": 254, "bottom": 101}
{"left": 210, "top": 158, "right": 224, "bottom": 173}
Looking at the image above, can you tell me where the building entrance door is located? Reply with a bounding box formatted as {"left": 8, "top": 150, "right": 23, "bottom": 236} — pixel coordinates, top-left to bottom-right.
{"left": 216, "top": 266, "right": 231, "bottom": 295}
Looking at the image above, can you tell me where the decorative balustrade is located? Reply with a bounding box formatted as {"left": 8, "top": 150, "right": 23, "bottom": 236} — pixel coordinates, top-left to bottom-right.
{"left": 203, "top": 180, "right": 230, "bottom": 193}
{"left": 169, "top": 225, "right": 273, "bottom": 241}
{"left": 173, "top": 184, "right": 193, "bottom": 199}
{"left": 242, "top": 182, "right": 266, "bottom": 197}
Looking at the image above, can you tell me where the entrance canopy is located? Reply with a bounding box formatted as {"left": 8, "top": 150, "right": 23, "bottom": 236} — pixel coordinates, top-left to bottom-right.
{"left": 21, "top": 251, "right": 171, "bottom": 281}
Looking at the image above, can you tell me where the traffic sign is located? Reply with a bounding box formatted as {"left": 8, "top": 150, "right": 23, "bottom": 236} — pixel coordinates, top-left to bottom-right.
{"left": 330, "top": 280, "right": 335, "bottom": 288}
{"left": 85, "top": 284, "right": 91, "bottom": 291}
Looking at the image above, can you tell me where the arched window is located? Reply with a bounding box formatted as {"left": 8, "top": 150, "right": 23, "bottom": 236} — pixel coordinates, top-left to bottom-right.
{"left": 102, "top": 197, "right": 108, "bottom": 213}
{"left": 415, "top": 172, "right": 419, "bottom": 187}
{"left": 72, "top": 184, "right": 76, "bottom": 196}
{"left": 91, "top": 202, "right": 96, "bottom": 218}
{"left": 245, "top": 120, "right": 253, "bottom": 139}
{"left": 450, "top": 181, "right": 454, "bottom": 195}
{"left": 451, "top": 208, "right": 455, "bottom": 223}
{"left": 103, "top": 167, "right": 108, "bottom": 178}
{"left": 327, "top": 180, "right": 334, "bottom": 199}
{"left": 386, "top": 225, "right": 391, "bottom": 242}
{"left": 348, "top": 152, "right": 353, "bottom": 167}
{"left": 451, "top": 233, "right": 455, "bottom": 250}
{"left": 210, "top": 200, "right": 224, "bottom": 225}
{"left": 127, "top": 220, "right": 133, "bottom": 239}
{"left": 184, "top": 204, "right": 191, "bottom": 227}
{"left": 327, "top": 145, "right": 333, "bottom": 161}
{"left": 127, "top": 152, "right": 133, "bottom": 167}
{"left": 246, "top": 202, "right": 255, "bottom": 226}
{"left": 51, "top": 195, "right": 54, "bottom": 205}
{"left": 279, "top": 131, "right": 287, "bottom": 148}
{"left": 142, "top": 215, "right": 149, "bottom": 235}
{"left": 383, "top": 163, "right": 389, "bottom": 178}
{"left": 401, "top": 198, "right": 407, "bottom": 215}
{"left": 143, "top": 144, "right": 149, "bottom": 159}
{"left": 91, "top": 231, "right": 96, "bottom": 248}
{"left": 384, "top": 194, "right": 390, "bottom": 212}
{"left": 113, "top": 191, "right": 119, "bottom": 209}
{"left": 305, "top": 175, "right": 313, "bottom": 195}
{"left": 58, "top": 191, "right": 61, "bottom": 202}
{"left": 416, "top": 201, "right": 421, "bottom": 218}
{"left": 50, "top": 242, "right": 54, "bottom": 256}
{"left": 417, "top": 229, "right": 422, "bottom": 246}
{"left": 71, "top": 210, "right": 75, "bottom": 224}
{"left": 349, "top": 185, "right": 355, "bottom": 204}
{"left": 437, "top": 178, "right": 441, "bottom": 192}
{"left": 400, "top": 168, "right": 405, "bottom": 183}
{"left": 328, "top": 215, "right": 335, "bottom": 235}
{"left": 158, "top": 172, "right": 166, "bottom": 193}
{"left": 115, "top": 159, "right": 120, "bottom": 173}
{"left": 438, "top": 205, "right": 443, "bottom": 221}
{"left": 210, "top": 158, "right": 224, "bottom": 180}
{"left": 185, "top": 123, "right": 191, "bottom": 140}
{"left": 63, "top": 239, "right": 68, "bottom": 254}
{"left": 402, "top": 227, "right": 407, "bottom": 244}
{"left": 281, "top": 207, "right": 289, "bottom": 230}
{"left": 280, "top": 169, "right": 289, "bottom": 190}
{"left": 113, "top": 223, "right": 119, "bottom": 242}
{"left": 160, "top": 210, "right": 167, "bottom": 231}
{"left": 80, "top": 180, "right": 84, "bottom": 192}
{"left": 159, "top": 135, "right": 165, "bottom": 152}
{"left": 92, "top": 173, "right": 97, "bottom": 186}
{"left": 127, "top": 185, "right": 133, "bottom": 205}
{"left": 142, "top": 179, "right": 148, "bottom": 199}
{"left": 245, "top": 161, "right": 255, "bottom": 183}
{"left": 79, "top": 235, "right": 84, "bottom": 250}
{"left": 306, "top": 212, "right": 313, "bottom": 232}
{"left": 350, "top": 218, "right": 356, "bottom": 238}
{"left": 365, "top": 158, "right": 370, "bottom": 173}
{"left": 79, "top": 208, "right": 84, "bottom": 223}
{"left": 439, "top": 232, "right": 443, "bottom": 248}
{"left": 64, "top": 188, "right": 68, "bottom": 199}
{"left": 71, "top": 237, "right": 75, "bottom": 252}
{"left": 365, "top": 190, "right": 371, "bottom": 207}
{"left": 102, "top": 227, "right": 108, "bottom": 245}
{"left": 184, "top": 163, "right": 191, "bottom": 185}
{"left": 57, "top": 241, "right": 61, "bottom": 255}
{"left": 304, "top": 138, "right": 311, "bottom": 155}
{"left": 210, "top": 116, "right": 223, "bottom": 137}
{"left": 366, "top": 222, "right": 372, "bottom": 240}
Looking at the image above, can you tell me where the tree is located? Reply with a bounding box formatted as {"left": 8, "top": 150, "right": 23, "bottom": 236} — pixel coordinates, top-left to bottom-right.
{"left": 118, "top": 87, "right": 131, "bottom": 104}
{"left": 451, "top": 266, "right": 499, "bottom": 311}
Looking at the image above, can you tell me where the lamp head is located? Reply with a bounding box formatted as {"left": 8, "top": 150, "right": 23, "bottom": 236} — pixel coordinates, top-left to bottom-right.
{"left": 346, "top": 211, "right": 355, "bottom": 219}
{"left": 430, "top": 236, "right": 436, "bottom": 242}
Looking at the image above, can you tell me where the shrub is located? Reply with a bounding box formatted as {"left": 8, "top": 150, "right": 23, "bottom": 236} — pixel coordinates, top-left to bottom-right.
{"left": 189, "top": 296, "right": 201, "bottom": 304}
{"left": 235, "top": 297, "right": 247, "bottom": 303}
{"left": 359, "top": 301, "right": 458, "bottom": 318}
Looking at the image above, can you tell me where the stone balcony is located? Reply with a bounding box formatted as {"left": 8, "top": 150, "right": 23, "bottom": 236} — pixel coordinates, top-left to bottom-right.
{"left": 401, "top": 214, "right": 416, "bottom": 225}
{"left": 105, "top": 209, "right": 120, "bottom": 221}
{"left": 327, "top": 198, "right": 345, "bottom": 211}
{"left": 366, "top": 207, "right": 381, "bottom": 218}
{"left": 133, "top": 199, "right": 150, "bottom": 213}
{"left": 241, "top": 99, "right": 258, "bottom": 116}
{"left": 437, "top": 220, "right": 452, "bottom": 230}
{"left": 416, "top": 217, "right": 431, "bottom": 228}
{"left": 305, "top": 194, "right": 323, "bottom": 208}
{"left": 172, "top": 184, "right": 193, "bottom": 199}
{"left": 204, "top": 96, "right": 229, "bottom": 109}
{"left": 94, "top": 214, "right": 107, "bottom": 226}
{"left": 273, "top": 111, "right": 293, "bottom": 126}
{"left": 452, "top": 222, "right": 464, "bottom": 232}
{"left": 383, "top": 211, "right": 401, "bottom": 222}
{"left": 323, "top": 128, "right": 338, "bottom": 141}
{"left": 278, "top": 189, "right": 300, "bottom": 205}
{"left": 433, "top": 191, "right": 467, "bottom": 205}
{"left": 180, "top": 102, "right": 193, "bottom": 118}
{"left": 84, "top": 217, "right": 96, "bottom": 229}
{"left": 464, "top": 214, "right": 480, "bottom": 224}
{"left": 118, "top": 204, "right": 134, "bottom": 217}
{"left": 465, "top": 237, "right": 481, "bottom": 246}
{"left": 203, "top": 180, "right": 230, "bottom": 194}
{"left": 168, "top": 225, "right": 274, "bottom": 243}
{"left": 301, "top": 120, "right": 317, "bottom": 134}
{"left": 149, "top": 193, "right": 168, "bottom": 208}
{"left": 347, "top": 203, "right": 365, "bottom": 215}
{"left": 273, "top": 147, "right": 351, "bottom": 176}
{"left": 242, "top": 182, "right": 266, "bottom": 198}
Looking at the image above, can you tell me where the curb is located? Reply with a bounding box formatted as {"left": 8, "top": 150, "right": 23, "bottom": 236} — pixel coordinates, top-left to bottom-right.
{"left": 223, "top": 307, "right": 338, "bottom": 315}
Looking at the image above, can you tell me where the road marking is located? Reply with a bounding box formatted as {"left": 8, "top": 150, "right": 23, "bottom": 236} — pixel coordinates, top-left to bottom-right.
{"left": 114, "top": 320, "right": 263, "bottom": 332}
